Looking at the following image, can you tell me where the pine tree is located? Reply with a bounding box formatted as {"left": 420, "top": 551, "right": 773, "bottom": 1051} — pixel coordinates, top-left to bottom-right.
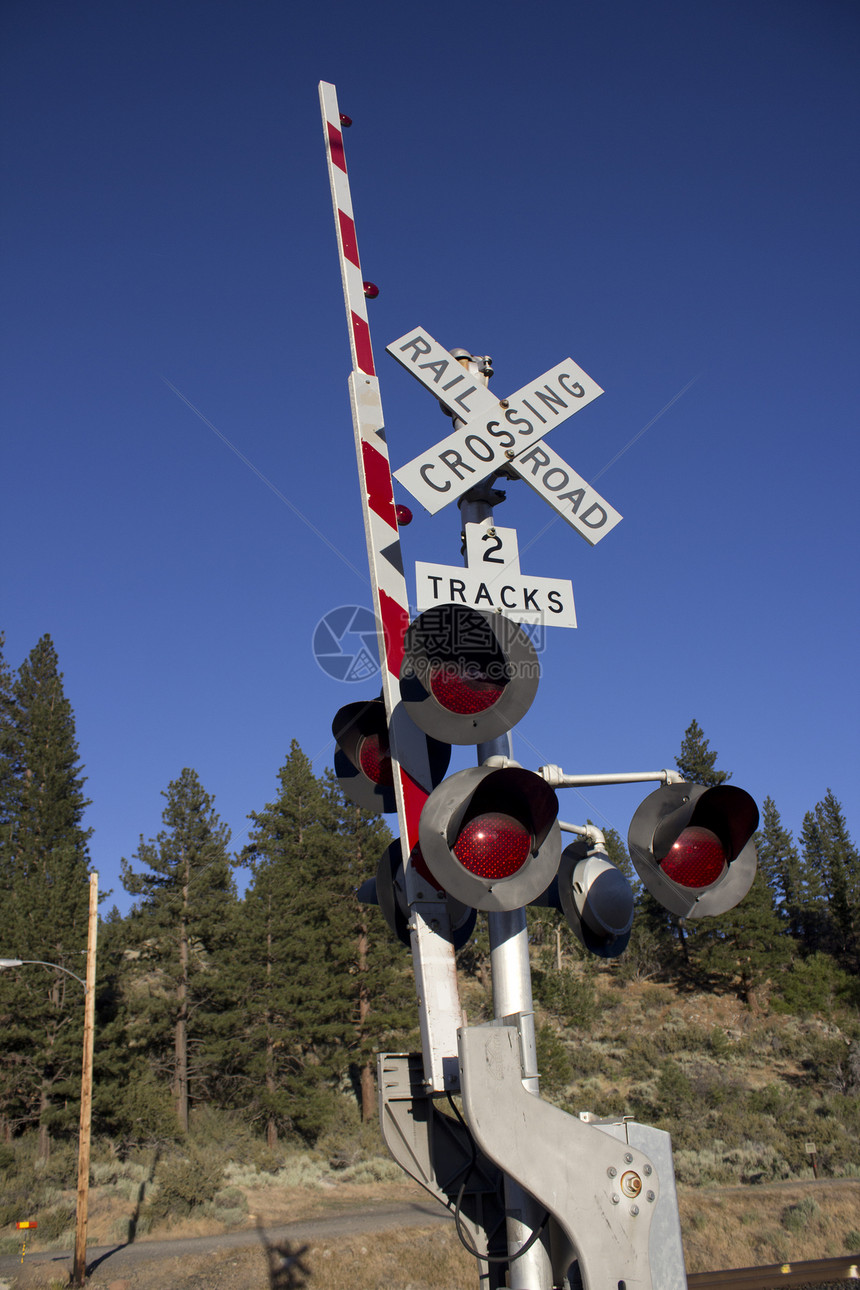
{"left": 121, "top": 768, "right": 235, "bottom": 1133}
{"left": 603, "top": 825, "right": 634, "bottom": 882}
{"left": 328, "top": 780, "right": 415, "bottom": 1121}
{"left": 675, "top": 718, "right": 731, "bottom": 787}
{"left": 0, "top": 635, "right": 92, "bottom": 1158}
{"left": 693, "top": 867, "right": 788, "bottom": 1008}
{"left": 756, "top": 797, "right": 802, "bottom": 938}
{"left": 90, "top": 907, "right": 179, "bottom": 1145}
{"left": 0, "top": 634, "right": 18, "bottom": 1143}
{"left": 628, "top": 891, "right": 684, "bottom": 980}
{"left": 671, "top": 725, "right": 786, "bottom": 1002}
{"left": 229, "top": 742, "right": 353, "bottom": 1145}
{"left": 798, "top": 808, "right": 832, "bottom": 955}
{"left": 0, "top": 632, "right": 21, "bottom": 891}
{"left": 661, "top": 717, "right": 735, "bottom": 971}
{"left": 810, "top": 790, "right": 859, "bottom": 970}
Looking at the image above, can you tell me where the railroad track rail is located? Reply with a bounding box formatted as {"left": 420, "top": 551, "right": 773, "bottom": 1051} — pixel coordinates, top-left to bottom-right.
{"left": 688, "top": 1254, "right": 860, "bottom": 1290}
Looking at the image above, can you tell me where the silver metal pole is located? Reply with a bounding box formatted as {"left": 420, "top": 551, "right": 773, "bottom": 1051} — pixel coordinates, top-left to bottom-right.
{"left": 459, "top": 462, "right": 554, "bottom": 1290}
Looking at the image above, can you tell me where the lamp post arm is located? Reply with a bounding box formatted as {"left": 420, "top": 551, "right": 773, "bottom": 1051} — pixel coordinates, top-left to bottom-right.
{"left": 0, "top": 959, "right": 87, "bottom": 992}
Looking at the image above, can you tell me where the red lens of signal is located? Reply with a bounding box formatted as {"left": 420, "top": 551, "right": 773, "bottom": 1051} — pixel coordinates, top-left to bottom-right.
{"left": 661, "top": 826, "right": 727, "bottom": 889}
{"left": 428, "top": 662, "right": 504, "bottom": 715}
{"left": 453, "top": 813, "right": 531, "bottom": 879}
{"left": 357, "top": 734, "right": 393, "bottom": 787}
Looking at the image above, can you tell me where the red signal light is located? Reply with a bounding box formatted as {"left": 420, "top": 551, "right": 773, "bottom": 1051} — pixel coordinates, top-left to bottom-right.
{"left": 363, "top": 281, "right": 379, "bottom": 298}
{"left": 395, "top": 504, "right": 413, "bottom": 526}
{"left": 454, "top": 813, "right": 531, "bottom": 879}
{"left": 400, "top": 606, "right": 539, "bottom": 746}
{"left": 420, "top": 765, "right": 560, "bottom": 912}
{"left": 629, "top": 782, "right": 758, "bottom": 918}
{"left": 661, "top": 825, "right": 727, "bottom": 889}
{"left": 339, "top": 113, "right": 352, "bottom": 127}
{"left": 428, "top": 662, "right": 505, "bottom": 715}
{"left": 357, "top": 733, "right": 393, "bottom": 787}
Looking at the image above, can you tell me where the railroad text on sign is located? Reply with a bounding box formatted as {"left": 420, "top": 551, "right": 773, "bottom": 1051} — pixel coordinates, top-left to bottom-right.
{"left": 389, "top": 326, "right": 603, "bottom": 515}
{"left": 512, "top": 439, "right": 622, "bottom": 545}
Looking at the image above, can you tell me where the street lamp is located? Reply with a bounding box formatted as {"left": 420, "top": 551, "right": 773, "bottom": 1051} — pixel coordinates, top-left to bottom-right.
{"left": 0, "top": 871, "right": 98, "bottom": 1286}
{"left": 0, "top": 960, "right": 87, "bottom": 988}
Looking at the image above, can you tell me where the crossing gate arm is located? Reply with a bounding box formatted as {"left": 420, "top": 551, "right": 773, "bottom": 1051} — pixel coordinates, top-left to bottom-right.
{"left": 318, "top": 81, "right": 463, "bottom": 1090}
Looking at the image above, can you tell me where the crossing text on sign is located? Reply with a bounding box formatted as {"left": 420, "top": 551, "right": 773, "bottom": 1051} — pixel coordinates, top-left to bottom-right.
{"left": 388, "top": 327, "right": 603, "bottom": 515}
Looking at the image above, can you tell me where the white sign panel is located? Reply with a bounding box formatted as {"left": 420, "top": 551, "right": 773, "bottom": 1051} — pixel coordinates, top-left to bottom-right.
{"left": 511, "top": 440, "right": 623, "bottom": 545}
{"left": 388, "top": 326, "right": 603, "bottom": 515}
{"left": 386, "top": 327, "right": 501, "bottom": 422}
{"left": 414, "top": 523, "right": 576, "bottom": 629}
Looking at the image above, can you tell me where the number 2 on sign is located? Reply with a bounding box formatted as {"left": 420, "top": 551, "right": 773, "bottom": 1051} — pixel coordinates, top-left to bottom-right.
{"left": 482, "top": 531, "right": 504, "bottom": 563}
{"left": 465, "top": 523, "right": 520, "bottom": 576}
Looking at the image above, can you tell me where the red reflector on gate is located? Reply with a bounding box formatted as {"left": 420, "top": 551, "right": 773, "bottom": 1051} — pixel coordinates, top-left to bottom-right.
{"left": 453, "top": 813, "right": 531, "bottom": 879}
{"left": 428, "top": 662, "right": 504, "bottom": 715}
{"left": 357, "top": 733, "right": 393, "bottom": 787}
{"left": 661, "top": 826, "right": 727, "bottom": 889}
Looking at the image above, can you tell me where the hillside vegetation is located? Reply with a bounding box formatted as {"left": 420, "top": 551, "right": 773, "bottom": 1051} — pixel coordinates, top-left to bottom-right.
{"left": 2, "top": 633, "right": 859, "bottom": 1282}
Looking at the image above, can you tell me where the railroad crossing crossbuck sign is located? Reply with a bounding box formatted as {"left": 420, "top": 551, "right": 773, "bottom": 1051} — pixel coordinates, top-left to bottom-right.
{"left": 389, "top": 326, "right": 623, "bottom": 545}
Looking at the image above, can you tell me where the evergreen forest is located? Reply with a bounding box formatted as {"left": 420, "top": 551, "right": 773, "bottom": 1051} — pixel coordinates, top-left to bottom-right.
{"left": 1, "top": 630, "right": 859, "bottom": 1246}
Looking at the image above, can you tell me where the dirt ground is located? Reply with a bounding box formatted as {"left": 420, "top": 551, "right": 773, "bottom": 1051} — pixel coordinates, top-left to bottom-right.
{"left": 3, "top": 1178, "right": 860, "bottom": 1290}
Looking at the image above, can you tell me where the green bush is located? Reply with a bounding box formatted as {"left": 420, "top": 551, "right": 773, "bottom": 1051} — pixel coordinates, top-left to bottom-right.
{"left": 568, "top": 1043, "right": 603, "bottom": 1078}
{"left": 782, "top": 1197, "right": 820, "bottom": 1232}
{"left": 708, "top": 1026, "right": 732, "bottom": 1058}
{"left": 654, "top": 1061, "right": 694, "bottom": 1112}
{"left": 535, "top": 1023, "right": 573, "bottom": 1096}
{"left": 662, "top": 1023, "right": 709, "bottom": 1054}
{"left": 204, "top": 1185, "right": 249, "bottom": 1226}
{"left": 187, "top": 1105, "right": 261, "bottom": 1159}
{"left": 32, "top": 1143, "right": 77, "bottom": 1187}
{"left": 144, "top": 1153, "right": 223, "bottom": 1222}
{"left": 620, "top": 1034, "right": 662, "bottom": 1077}
{"left": 771, "top": 955, "right": 857, "bottom": 1017}
{"left": 340, "top": 1158, "right": 404, "bottom": 1184}
{"left": 204, "top": 1204, "right": 246, "bottom": 1227}
{"left": 36, "top": 1204, "right": 76, "bottom": 1242}
{"left": 532, "top": 966, "right": 598, "bottom": 1028}
{"left": 0, "top": 1199, "right": 19, "bottom": 1227}
{"left": 315, "top": 1102, "right": 388, "bottom": 1170}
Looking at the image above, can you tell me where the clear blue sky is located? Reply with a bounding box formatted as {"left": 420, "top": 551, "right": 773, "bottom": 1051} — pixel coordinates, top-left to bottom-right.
{"left": 3, "top": 0, "right": 858, "bottom": 914}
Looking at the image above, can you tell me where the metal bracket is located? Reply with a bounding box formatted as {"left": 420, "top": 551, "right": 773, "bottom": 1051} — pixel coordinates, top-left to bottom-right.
{"left": 458, "top": 1022, "right": 687, "bottom": 1290}
{"left": 378, "top": 1053, "right": 509, "bottom": 1288}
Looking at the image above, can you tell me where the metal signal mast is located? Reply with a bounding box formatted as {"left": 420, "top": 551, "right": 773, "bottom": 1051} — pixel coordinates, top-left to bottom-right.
{"left": 318, "top": 80, "right": 759, "bottom": 1290}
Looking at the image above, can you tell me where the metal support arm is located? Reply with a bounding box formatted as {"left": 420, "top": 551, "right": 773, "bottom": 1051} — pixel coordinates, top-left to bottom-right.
{"left": 539, "top": 765, "right": 686, "bottom": 789}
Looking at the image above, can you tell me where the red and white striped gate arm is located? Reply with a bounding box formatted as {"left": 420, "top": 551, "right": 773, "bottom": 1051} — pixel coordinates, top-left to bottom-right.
{"left": 318, "top": 82, "right": 463, "bottom": 1091}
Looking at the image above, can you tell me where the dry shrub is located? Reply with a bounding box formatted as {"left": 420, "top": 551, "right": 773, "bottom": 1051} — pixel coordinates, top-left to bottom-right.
{"left": 303, "top": 1224, "right": 475, "bottom": 1290}
{"left": 679, "top": 1181, "right": 860, "bottom": 1273}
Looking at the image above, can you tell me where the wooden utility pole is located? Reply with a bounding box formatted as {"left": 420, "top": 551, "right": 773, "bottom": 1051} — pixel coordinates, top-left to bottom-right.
{"left": 73, "top": 872, "right": 98, "bottom": 1287}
